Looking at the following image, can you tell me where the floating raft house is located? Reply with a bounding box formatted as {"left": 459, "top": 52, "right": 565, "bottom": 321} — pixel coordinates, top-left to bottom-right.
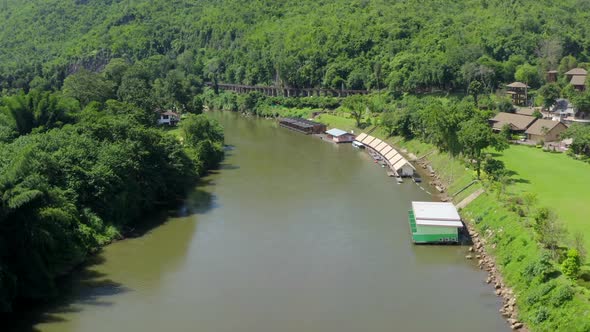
{"left": 354, "top": 132, "right": 415, "bottom": 177}
{"left": 279, "top": 117, "right": 327, "bottom": 134}
{"left": 325, "top": 128, "right": 356, "bottom": 143}
{"left": 408, "top": 201, "right": 463, "bottom": 244}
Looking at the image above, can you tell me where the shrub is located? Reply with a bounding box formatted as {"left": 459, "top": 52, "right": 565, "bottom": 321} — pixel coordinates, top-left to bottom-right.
{"left": 532, "top": 307, "right": 549, "bottom": 324}
{"left": 523, "top": 252, "right": 555, "bottom": 282}
{"left": 561, "top": 249, "right": 582, "bottom": 279}
{"left": 501, "top": 253, "right": 513, "bottom": 266}
{"left": 525, "top": 280, "right": 557, "bottom": 305}
{"left": 550, "top": 284, "right": 574, "bottom": 307}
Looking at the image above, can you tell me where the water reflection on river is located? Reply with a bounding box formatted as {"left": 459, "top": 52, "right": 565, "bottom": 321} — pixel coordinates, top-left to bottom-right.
{"left": 11, "top": 111, "right": 507, "bottom": 332}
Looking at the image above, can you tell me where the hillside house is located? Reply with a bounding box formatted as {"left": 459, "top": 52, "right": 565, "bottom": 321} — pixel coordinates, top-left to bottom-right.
{"left": 565, "top": 68, "right": 587, "bottom": 92}
{"left": 525, "top": 119, "right": 568, "bottom": 143}
{"left": 506, "top": 82, "right": 529, "bottom": 106}
{"left": 158, "top": 111, "right": 180, "bottom": 126}
{"left": 489, "top": 112, "right": 537, "bottom": 134}
{"left": 550, "top": 99, "right": 576, "bottom": 120}
{"left": 547, "top": 70, "right": 558, "bottom": 83}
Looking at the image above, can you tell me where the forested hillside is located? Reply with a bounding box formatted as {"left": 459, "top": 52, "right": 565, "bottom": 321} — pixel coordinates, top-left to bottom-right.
{"left": 2, "top": 0, "right": 590, "bottom": 326}
{"left": 2, "top": 0, "right": 590, "bottom": 93}
{"left": 0, "top": 1, "right": 231, "bottom": 312}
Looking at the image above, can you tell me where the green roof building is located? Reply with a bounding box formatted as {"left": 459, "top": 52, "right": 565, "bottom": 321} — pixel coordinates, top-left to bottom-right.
{"left": 408, "top": 202, "right": 463, "bottom": 244}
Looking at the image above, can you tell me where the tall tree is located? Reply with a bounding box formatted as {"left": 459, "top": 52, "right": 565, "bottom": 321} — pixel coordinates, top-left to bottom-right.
{"left": 515, "top": 63, "right": 540, "bottom": 87}
{"left": 0, "top": 90, "right": 75, "bottom": 135}
{"left": 62, "top": 69, "right": 115, "bottom": 106}
{"left": 457, "top": 117, "right": 507, "bottom": 178}
{"left": 563, "top": 124, "right": 590, "bottom": 156}
{"left": 538, "top": 83, "right": 561, "bottom": 110}
{"left": 342, "top": 95, "right": 366, "bottom": 127}
{"left": 468, "top": 80, "right": 484, "bottom": 106}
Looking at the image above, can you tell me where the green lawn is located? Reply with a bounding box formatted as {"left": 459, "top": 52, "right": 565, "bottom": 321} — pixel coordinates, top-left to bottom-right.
{"left": 496, "top": 145, "right": 590, "bottom": 250}
{"left": 315, "top": 113, "right": 358, "bottom": 132}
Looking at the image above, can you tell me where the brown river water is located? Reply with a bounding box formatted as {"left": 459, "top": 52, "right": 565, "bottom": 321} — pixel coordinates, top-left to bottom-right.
{"left": 7, "top": 111, "right": 508, "bottom": 331}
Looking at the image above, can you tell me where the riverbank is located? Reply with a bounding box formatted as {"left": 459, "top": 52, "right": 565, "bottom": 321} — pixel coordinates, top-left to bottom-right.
{"left": 8, "top": 111, "right": 509, "bottom": 332}
{"left": 203, "top": 104, "right": 590, "bottom": 330}
{"left": 0, "top": 113, "right": 225, "bottom": 315}
{"left": 327, "top": 120, "right": 590, "bottom": 332}
{"left": 362, "top": 130, "right": 527, "bottom": 330}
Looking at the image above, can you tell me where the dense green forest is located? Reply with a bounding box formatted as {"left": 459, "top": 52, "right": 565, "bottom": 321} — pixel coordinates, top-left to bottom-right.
{"left": 0, "top": 42, "right": 225, "bottom": 312}
{"left": 2, "top": 0, "right": 590, "bottom": 329}
{"left": 2, "top": 0, "right": 590, "bottom": 94}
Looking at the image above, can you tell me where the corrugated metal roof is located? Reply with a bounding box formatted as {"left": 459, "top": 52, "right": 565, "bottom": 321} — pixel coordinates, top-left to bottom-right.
{"left": 380, "top": 146, "right": 393, "bottom": 156}
{"left": 325, "top": 128, "right": 350, "bottom": 137}
{"left": 385, "top": 150, "right": 398, "bottom": 160}
{"left": 355, "top": 133, "right": 368, "bottom": 142}
{"left": 375, "top": 142, "right": 388, "bottom": 152}
{"left": 362, "top": 135, "right": 376, "bottom": 145}
{"left": 412, "top": 202, "right": 461, "bottom": 221}
{"left": 388, "top": 154, "right": 403, "bottom": 165}
{"left": 369, "top": 138, "right": 383, "bottom": 149}
{"left": 416, "top": 219, "right": 463, "bottom": 228}
{"left": 279, "top": 117, "right": 324, "bottom": 126}
{"left": 393, "top": 159, "right": 414, "bottom": 171}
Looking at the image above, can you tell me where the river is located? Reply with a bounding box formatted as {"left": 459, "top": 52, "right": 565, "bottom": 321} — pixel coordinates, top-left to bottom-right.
{"left": 9, "top": 111, "right": 507, "bottom": 331}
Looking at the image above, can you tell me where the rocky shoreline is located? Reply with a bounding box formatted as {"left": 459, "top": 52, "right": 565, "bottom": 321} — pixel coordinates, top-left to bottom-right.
{"left": 248, "top": 117, "right": 528, "bottom": 330}
{"left": 413, "top": 156, "right": 451, "bottom": 201}
{"left": 465, "top": 227, "right": 527, "bottom": 331}
{"left": 409, "top": 148, "right": 528, "bottom": 331}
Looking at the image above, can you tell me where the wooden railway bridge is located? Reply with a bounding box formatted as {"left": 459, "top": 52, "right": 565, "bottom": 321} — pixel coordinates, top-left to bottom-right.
{"left": 206, "top": 82, "right": 369, "bottom": 97}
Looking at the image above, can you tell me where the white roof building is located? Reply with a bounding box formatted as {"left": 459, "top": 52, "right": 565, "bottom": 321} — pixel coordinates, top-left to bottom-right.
{"left": 325, "top": 128, "right": 350, "bottom": 137}
{"left": 411, "top": 201, "right": 463, "bottom": 228}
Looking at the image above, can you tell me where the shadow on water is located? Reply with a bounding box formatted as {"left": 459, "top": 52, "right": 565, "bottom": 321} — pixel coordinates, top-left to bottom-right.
{"left": 3, "top": 163, "right": 235, "bottom": 331}
{"left": 4, "top": 255, "right": 129, "bottom": 332}
{"left": 127, "top": 170, "right": 231, "bottom": 237}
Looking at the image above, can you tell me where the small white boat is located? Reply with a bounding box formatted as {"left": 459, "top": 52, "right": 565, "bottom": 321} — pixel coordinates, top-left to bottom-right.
{"left": 352, "top": 141, "right": 365, "bottom": 149}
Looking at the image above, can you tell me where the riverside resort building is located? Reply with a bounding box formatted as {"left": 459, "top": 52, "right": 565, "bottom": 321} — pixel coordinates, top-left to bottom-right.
{"left": 408, "top": 201, "right": 463, "bottom": 244}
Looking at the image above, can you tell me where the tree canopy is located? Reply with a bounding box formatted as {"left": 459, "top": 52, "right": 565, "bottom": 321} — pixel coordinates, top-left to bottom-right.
{"left": 2, "top": 0, "right": 590, "bottom": 94}
{"left": 0, "top": 48, "right": 224, "bottom": 313}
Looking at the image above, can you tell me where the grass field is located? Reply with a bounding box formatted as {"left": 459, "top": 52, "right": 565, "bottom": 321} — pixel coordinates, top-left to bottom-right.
{"left": 496, "top": 145, "right": 590, "bottom": 250}
{"left": 315, "top": 113, "right": 358, "bottom": 132}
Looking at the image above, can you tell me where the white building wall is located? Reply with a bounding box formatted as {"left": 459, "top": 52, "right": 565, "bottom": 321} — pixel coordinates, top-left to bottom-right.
{"left": 400, "top": 164, "right": 414, "bottom": 177}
